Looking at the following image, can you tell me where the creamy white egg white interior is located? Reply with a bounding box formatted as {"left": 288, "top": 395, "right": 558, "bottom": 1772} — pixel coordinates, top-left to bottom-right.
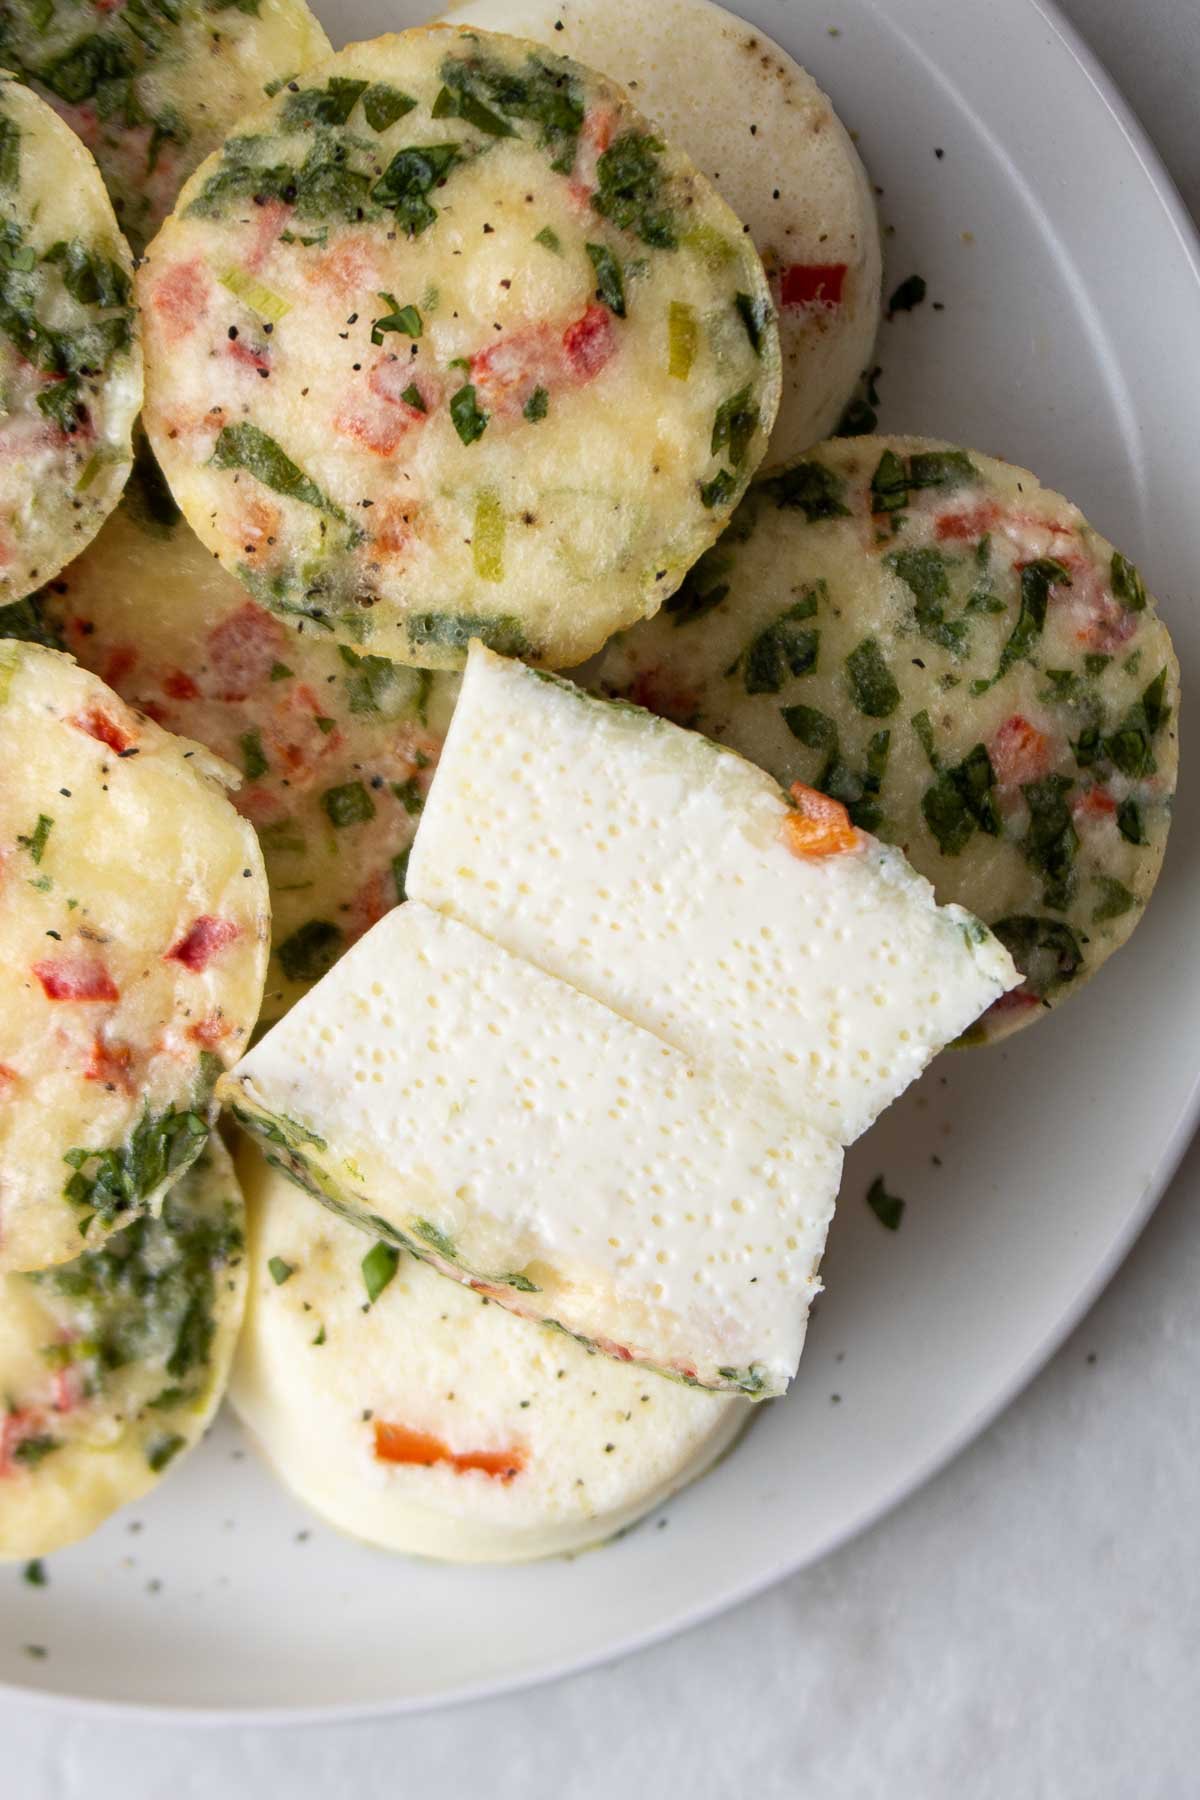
{"left": 0, "top": 0, "right": 333, "bottom": 254}
{"left": 0, "top": 642, "right": 269, "bottom": 1274}
{"left": 443, "top": 0, "right": 882, "bottom": 464}
{"left": 407, "top": 646, "right": 1018, "bottom": 1144}
{"left": 232, "top": 1143, "right": 747, "bottom": 1562}
{"left": 0, "top": 74, "right": 142, "bottom": 605}
{"left": 592, "top": 436, "right": 1180, "bottom": 1044}
{"left": 137, "top": 26, "right": 780, "bottom": 671}
{"left": 0, "top": 1137, "right": 246, "bottom": 1560}
{"left": 25, "top": 447, "right": 459, "bottom": 1027}
{"left": 222, "top": 902, "right": 842, "bottom": 1398}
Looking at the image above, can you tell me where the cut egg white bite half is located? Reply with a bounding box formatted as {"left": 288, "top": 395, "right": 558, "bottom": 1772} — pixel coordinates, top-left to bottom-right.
{"left": 231, "top": 1144, "right": 748, "bottom": 1562}
{"left": 442, "top": 0, "right": 883, "bottom": 462}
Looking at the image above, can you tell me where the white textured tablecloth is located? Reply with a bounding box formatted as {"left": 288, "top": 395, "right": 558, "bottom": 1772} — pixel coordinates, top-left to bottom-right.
{"left": 8, "top": 2, "right": 1200, "bottom": 1792}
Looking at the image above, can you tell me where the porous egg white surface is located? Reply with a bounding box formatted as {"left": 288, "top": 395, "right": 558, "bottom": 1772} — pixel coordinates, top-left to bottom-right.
{"left": 443, "top": 0, "right": 882, "bottom": 464}
{"left": 407, "top": 647, "right": 1020, "bottom": 1146}
{"left": 231, "top": 1144, "right": 748, "bottom": 1561}
{"left": 222, "top": 902, "right": 843, "bottom": 1395}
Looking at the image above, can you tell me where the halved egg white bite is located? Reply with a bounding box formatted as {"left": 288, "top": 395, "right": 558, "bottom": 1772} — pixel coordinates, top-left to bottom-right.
{"left": 590, "top": 437, "right": 1180, "bottom": 1044}
{"left": 406, "top": 646, "right": 1019, "bottom": 1146}
{"left": 0, "top": 74, "right": 141, "bottom": 605}
{"left": 23, "top": 441, "right": 459, "bottom": 1027}
{"left": 0, "top": 1136, "right": 245, "bottom": 1560}
{"left": 0, "top": 641, "right": 269, "bottom": 1274}
{"left": 0, "top": 0, "right": 332, "bottom": 253}
{"left": 138, "top": 25, "right": 781, "bottom": 672}
{"left": 443, "top": 0, "right": 881, "bottom": 464}
{"left": 231, "top": 1144, "right": 746, "bottom": 1561}
{"left": 222, "top": 902, "right": 843, "bottom": 1399}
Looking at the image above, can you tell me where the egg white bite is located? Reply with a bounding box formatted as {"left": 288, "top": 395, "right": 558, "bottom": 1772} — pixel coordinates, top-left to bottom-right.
{"left": 138, "top": 25, "right": 781, "bottom": 672}
{"left": 231, "top": 1143, "right": 747, "bottom": 1561}
{"left": 22, "top": 440, "right": 459, "bottom": 1027}
{"left": 0, "top": 1136, "right": 245, "bottom": 1560}
{"left": 0, "top": 641, "right": 269, "bottom": 1274}
{"left": 406, "top": 645, "right": 1019, "bottom": 1144}
{"left": 591, "top": 437, "right": 1181, "bottom": 1044}
{"left": 443, "top": 0, "right": 881, "bottom": 463}
{"left": 221, "top": 902, "right": 842, "bottom": 1398}
{"left": 0, "top": 0, "right": 332, "bottom": 253}
{"left": 0, "top": 74, "right": 142, "bottom": 605}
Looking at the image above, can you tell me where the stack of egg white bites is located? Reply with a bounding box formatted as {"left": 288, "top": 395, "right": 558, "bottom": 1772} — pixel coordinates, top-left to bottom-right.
{"left": 0, "top": 0, "right": 1175, "bottom": 1565}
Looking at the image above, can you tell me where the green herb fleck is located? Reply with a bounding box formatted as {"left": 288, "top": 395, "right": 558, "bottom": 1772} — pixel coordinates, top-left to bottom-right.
{"left": 1110, "top": 550, "right": 1147, "bottom": 612}
{"left": 17, "top": 813, "right": 53, "bottom": 865}
{"left": 734, "top": 290, "right": 768, "bottom": 356}
{"left": 523, "top": 384, "right": 549, "bottom": 422}
{"left": 321, "top": 781, "right": 376, "bottom": 828}
{"left": 362, "top": 84, "right": 417, "bottom": 133}
{"left": 277, "top": 919, "right": 344, "bottom": 984}
{"left": 413, "top": 1218, "right": 456, "bottom": 1261}
{"left": 238, "top": 728, "right": 268, "bottom": 780}
{"left": 535, "top": 224, "right": 562, "bottom": 253}
{"left": 766, "top": 461, "right": 851, "bottom": 521}
{"left": 711, "top": 385, "right": 758, "bottom": 468}
{"left": 267, "top": 1256, "right": 294, "bottom": 1286}
{"left": 23, "top": 1559, "right": 47, "bottom": 1587}
{"left": 370, "top": 292, "right": 421, "bottom": 344}
{"left": 450, "top": 383, "right": 488, "bottom": 445}
{"left": 371, "top": 143, "right": 463, "bottom": 237}
{"left": 592, "top": 131, "right": 676, "bottom": 248}
{"left": 211, "top": 424, "right": 351, "bottom": 528}
{"left": 845, "top": 639, "right": 899, "bottom": 717}
{"left": 407, "top": 611, "right": 528, "bottom": 658}
{"left": 1092, "top": 876, "right": 1137, "bottom": 923}
{"left": 12, "top": 1434, "right": 58, "bottom": 1468}
{"left": 1020, "top": 774, "right": 1078, "bottom": 910}
{"left": 740, "top": 592, "right": 820, "bottom": 694}
{"left": 699, "top": 468, "right": 736, "bottom": 509}
{"left": 586, "top": 241, "right": 625, "bottom": 316}
{"left": 361, "top": 1240, "right": 400, "bottom": 1304}
{"left": 866, "top": 1176, "right": 905, "bottom": 1231}
{"left": 992, "top": 915, "right": 1084, "bottom": 997}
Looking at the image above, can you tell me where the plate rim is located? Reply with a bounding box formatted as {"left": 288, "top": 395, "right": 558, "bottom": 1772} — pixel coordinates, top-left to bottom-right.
{"left": 5, "top": 0, "right": 1200, "bottom": 1727}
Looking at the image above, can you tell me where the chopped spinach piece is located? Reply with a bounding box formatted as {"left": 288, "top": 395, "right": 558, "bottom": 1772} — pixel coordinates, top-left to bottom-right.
{"left": 888, "top": 273, "right": 927, "bottom": 313}
{"left": 211, "top": 424, "right": 351, "bottom": 528}
{"left": 146, "top": 1433, "right": 185, "bottom": 1473}
{"left": 866, "top": 1176, "right": 905, "bottom": 1231}
{"left": 435, "top": 48, "right": 583, "bottom": 170}
{"left": 1092, "top": 876, "right": 1136, "bottom": 923}
{"left": 699, "top": 468, "right": 736, "bottom": 509}
{"left": 392, "top": 847, "right": 411, "bottom": 903}
{"left": 765, "top": 461, "right": 850, "bottom": 521}
{"left": 279, "top": 77, "right": 368, "bottom": 130}
{"left": 361, "top": 1240, "right": 400, "bottom": 1303}
{"left": 238, "top": 728, "right": 267, "bottom": 780}
{"left": 535, "top": 224, "right": 561, "bottom": 253}
{"left": 432, "top": 76, "right": 516, "bottom": 138}
{"left": 449, "top": 382, "right": 489, "bottom": 445}
{"left": 370, "top": 293, "right": 421, "bottom": 344}
{"left": 887, "top": 546, "right": 967, "bottom": 654}
{"left": 371, "top": 142, "right": 463, "bottom": 237}
{"left": 781, "top": 702, "right": 837, "bottom": 751}
{"left": 711, "top": 385, "right": 758, "bottom": 468}
{"left": 870, "top": 447, "right": 908, "bottom": 514}
{"left": 1020, "top": 774, "right": 1078, "bottom": 909}
{"left": 585, "top": 241, "right": 625, "bottom": 316}
{"left": 321, "top": 780, "right": 375, "bottom": 828}
{"left": 267, "top": 1256, "right": 294, "bottom": 1286}
{"left": 391, "top": 776, "right": 423, "bottom": 817}
{"left": 717, "top": 1363, "right": 771, "bottom": 1396}
{"left": 1117, "top": 798, "right": 1145, "bottom": 846}
{"left": 12, "top": 1434, "right": 59, "bottom": 1467}
{"left": 992, "top": 915, "right": 1083, "bottom": 997}
{"left": 23, "top": 1559, "right": 47, "bottom": 1587}
{"left": 63, "top": 1106, "right": 209, "bottom": 1224}
{"left": 591, "top": 131, "right": 676, "bottom": 248}
{"left": 0, "top": 111, "right": 18, "bottom": 189}
{"left": 339, "top": 644, "right": 421, "bottom": 718}
{"left": 276, "top": 919, "right": 344, "bottom": 984}
{"left": 922, "top": 743, "right": 999, "bottom": 857}
{"left": 845, "top": 638, "right": 899, "bottom": 717}
{"left": 523, "top": 384, "right": 549, "bottom": 422}
{"left": 907, "top": 449, "right": 975, "bottom": 490}
{"left": 44, "top": 239, "right": 129, "bottom": 308}
{"left": 400, "top": 381, "right": 425, "bottom": 411}
{"left": 1110, "top": 550, "right": 1147, "bottom": 612}
{"left": 362, "top": 83, "right": 417, "bottom": 133}
{"left": 735, "top": 289, "right": 769, "bottom": 356}
{"left": 407, "top": 611, "right": 528, "bottom": 658}
{"left": 17, "top": 812, "right": 53, "bottom": 864}
{"left": 983, "top": 557, "right": 1071, "bottom": 688}
{"left": 740, "top": 591, "right": 820, "bottom": 694}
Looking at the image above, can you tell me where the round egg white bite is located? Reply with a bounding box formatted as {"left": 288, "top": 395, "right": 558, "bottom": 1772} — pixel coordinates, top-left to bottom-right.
{"left": 25, "top": 440, "right": 459, "bottom": 1026}
{"left": 0, "top": 640, "right": 269, "bottom": 1273}
{"left": 592, "top": 436, "right": 1179, "bottom": 1044}
{"left": 0, "top": 0, "right": 332, "bottom": 253}
{"left": 137, "top": 25, "right": 781, "bottom": 671}
{"left": 443, "top": 0, "right": 881, "bottom": 463}
{"left": 0, "top": 73, "right": 142, "bottom": 605}
{"left": 231, "top": 1145, "right": 749, "bottom": 1562}
{"left": 0, "top": 1136, "right": 246, "bottom": 1561}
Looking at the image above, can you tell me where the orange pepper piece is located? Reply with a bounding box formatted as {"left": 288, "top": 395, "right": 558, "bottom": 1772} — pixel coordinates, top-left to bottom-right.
{"left": 781, "top": 782, "right": 860, "bottom": 857}
{"left": 373, "top": 1420, "right": 526, "bottom": 1482}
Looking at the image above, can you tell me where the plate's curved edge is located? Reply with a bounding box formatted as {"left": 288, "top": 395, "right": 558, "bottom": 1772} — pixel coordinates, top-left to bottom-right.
{"left": 4, "top": 0, "right": 1200, "bottom": 1728}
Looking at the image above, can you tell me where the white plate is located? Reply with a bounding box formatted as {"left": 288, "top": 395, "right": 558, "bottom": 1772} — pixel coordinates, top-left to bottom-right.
{"left": 5, "top": 0, "right": 1200, "bottom": 1723}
